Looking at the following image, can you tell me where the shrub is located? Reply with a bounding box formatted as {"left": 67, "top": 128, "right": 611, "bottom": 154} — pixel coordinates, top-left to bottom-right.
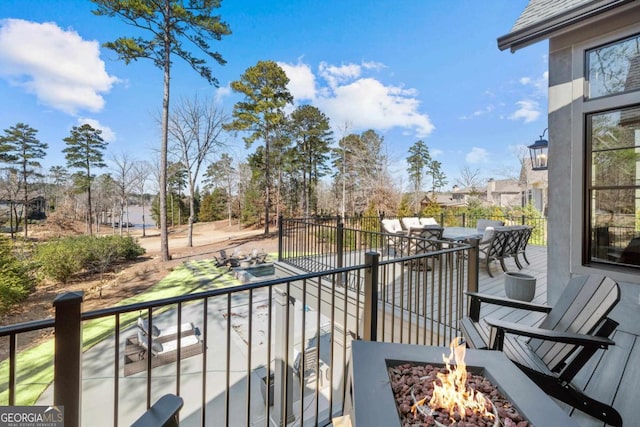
{"left": 34, "top": 235, "right": 146, "bottom": 284}
{"left": 34, "top": 240, "right": 83, "bottom": 284}
{"left": 0, "top": 236, "right": 34, "bottom": 313}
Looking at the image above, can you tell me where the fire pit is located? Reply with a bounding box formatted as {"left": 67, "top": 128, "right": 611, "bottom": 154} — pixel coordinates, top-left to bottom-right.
{"left": 348, "top": 340, "right": 579, "bottom": 427}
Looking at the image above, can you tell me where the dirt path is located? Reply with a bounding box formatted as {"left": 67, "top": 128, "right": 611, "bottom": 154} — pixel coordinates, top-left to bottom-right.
{"left": 0, "top": 220, "right": 279, "bottom": 359}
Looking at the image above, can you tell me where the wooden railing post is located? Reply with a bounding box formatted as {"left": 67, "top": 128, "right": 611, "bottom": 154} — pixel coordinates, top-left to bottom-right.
{"left": 363, "top": 252, "right": 380, "bottom": 341}
{"left": 53, "top": 291, "right": 84, "bottom": 427}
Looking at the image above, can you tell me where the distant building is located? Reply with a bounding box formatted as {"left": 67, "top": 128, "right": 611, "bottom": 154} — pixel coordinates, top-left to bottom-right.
{"left": 422, "top": 162, "right": 548, "bottom": 213}
{"left": 0, "top": 195, "right": 47, "bottom": 220}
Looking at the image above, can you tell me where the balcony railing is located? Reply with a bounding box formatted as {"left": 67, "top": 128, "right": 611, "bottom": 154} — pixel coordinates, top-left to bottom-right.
{"left": 0, "top": 217, "right": 478, "bottom": 427}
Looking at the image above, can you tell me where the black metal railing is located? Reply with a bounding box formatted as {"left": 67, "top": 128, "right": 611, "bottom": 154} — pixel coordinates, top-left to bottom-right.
{"left": 282, "top": 213, "right": 548, "bottom": 248}
{"left": 0, "top": 220, "right": 478, "bottom": 427}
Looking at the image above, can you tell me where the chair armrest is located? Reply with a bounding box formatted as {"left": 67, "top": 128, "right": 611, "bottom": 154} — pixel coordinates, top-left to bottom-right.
{"left": 131, "top": 394, "right": 183, "bottom": 427}
{"left": 485, "top": 318, "right": 616, "bottom": 351}
{"left": 466, "top": 291, "right": 551, "bottom": 321}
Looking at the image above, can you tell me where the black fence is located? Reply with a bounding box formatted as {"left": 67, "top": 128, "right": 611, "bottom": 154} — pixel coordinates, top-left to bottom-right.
{"left": 0, "top": 228, "right": 478, "bottom": 427}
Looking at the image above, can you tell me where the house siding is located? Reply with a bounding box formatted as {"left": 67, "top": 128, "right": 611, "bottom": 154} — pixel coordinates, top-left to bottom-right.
{"left": 546, "top": 5, "right": 640, "bottom": 333}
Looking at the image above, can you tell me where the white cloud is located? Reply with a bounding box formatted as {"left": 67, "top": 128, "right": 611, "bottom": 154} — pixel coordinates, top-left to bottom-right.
{"left": 466, "top": 147, "right": 488, "bottom": 164}
{"left": 319, "top": 62, "right": 362, "bottom": 89}
{"left": 77, "top": 118, "right": 116, "bottom": 142}
{"left": 214, "top": 85, "right": 232, "bottom": 103}
{"left": 361, "top": 61, "right": 386, "bottom": 71}
{"left": 280, "top": 60, "right": 434, "bottom": 138}
{"left": 278, "top": 62, "right": 316, "bottom": 101}
{"left": 509, "top": 100, "right": 540, "bottom": 123}
{"left": 460, "top": 104, "right": 494, "bottom": 120}
{"left": 519, "top": 71, "right": 548, "bottom": 96}
{"left": 0, "top": 19, "right": 119, "bottom": 115}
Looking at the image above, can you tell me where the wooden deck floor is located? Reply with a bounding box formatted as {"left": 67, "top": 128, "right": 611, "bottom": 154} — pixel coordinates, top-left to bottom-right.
{"left": 476, "top": 244, "right": 637, "bottom": 427}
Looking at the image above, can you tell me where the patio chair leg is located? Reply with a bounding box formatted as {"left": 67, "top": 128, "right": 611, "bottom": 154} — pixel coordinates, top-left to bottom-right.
{"left": 514, "top": 255, "right": 523, "bottom": 270}
{"left": 499, "top": 258, "right": 508, "bottom": 272}
{"left": 486, "top": 259, "right": 494, "bottom": 278}
{"left": 522, "top": 252, "right": 530, "bottom": 265}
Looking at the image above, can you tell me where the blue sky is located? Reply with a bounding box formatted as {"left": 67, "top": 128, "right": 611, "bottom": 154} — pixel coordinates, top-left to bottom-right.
{"left": 0, "top": 0, "right": 548, "bottom": 191}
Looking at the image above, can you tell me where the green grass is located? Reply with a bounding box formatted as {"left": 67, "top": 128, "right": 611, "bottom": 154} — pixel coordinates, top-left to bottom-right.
{"left": 0, "top": 257, "right": 248, "bottom": 406}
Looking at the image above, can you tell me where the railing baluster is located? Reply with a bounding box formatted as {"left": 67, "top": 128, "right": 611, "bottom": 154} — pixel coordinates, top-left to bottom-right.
{"left": 246, "top": 290, "right": 253, "bottom": 427}
{"left": 9, "top": 333, "right": 16, "bottom": 406}
{"left": 225, "top": 293, "right": 231, "bottom": 427}
{"left": 201, "top": 298, "right": 208, "bottom": 426}
{"left": 114, "top": 314, "right": 120, "bottom": 427}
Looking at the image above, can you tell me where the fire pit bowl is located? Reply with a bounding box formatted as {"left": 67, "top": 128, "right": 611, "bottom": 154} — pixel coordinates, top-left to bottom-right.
{"left": 348, "top": 340, "right": 579, "bottom": 427}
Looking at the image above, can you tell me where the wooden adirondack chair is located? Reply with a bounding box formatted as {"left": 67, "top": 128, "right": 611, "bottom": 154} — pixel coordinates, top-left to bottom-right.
{"left": 460, "top": 275, "right": 622, "bottom": 426}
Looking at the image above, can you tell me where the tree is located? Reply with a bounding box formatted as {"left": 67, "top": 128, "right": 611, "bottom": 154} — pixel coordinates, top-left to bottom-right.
{"left": 168, "top": 96, "right": 227, "bottom": 246}
{"left": 225, "top": 60, "right": 293, "bottom": 234}
{"left": 332, "top": 133, "right": 359, "bottom": 216}
{"left": 0, "top": 123, "right": 48, "bottom": 237}
{"left": 0, "top": 169, "right": 21, "bottom": 238}
{"left": 110, "top": 151, "right": 137, "bottom": 234}
{"left": 47, "top": 165, "right": 70, "bottom": 214}
{"left": 406, "top": 140, "right": 431, "bottom": 212}
{"left": 93, "top": 173, "right": 118, "bottom": 231}
{"left": 63, "top": 123, "right": 108, "bottom": 235}
{"left": 289, "top": 105, "right": 332, "bottom": 216}
{"left": 456, "top": 166, "right": 483, "bottom": 193}
{"left": 203, "top": 153, "right": 236, "bottom": 225}
{"left": 332, "top": 130, "right": 391, "bottom": 215}
{"left": 199, "top": 188, "right": 227, "bottom": 221}
{"left": 456, "top": 166, "right": 484, "bottom": 207}
{"left": 427, "top": 160, "right": 447, "bottom": 197}
{"left": 93, "top": 0, "right": 231, "bottom": 261}
{"left": 131, "top": 160, "right": 152, "bottom": 237}
{"left": 167, "top": 161, "right": 187, "bottom": 226}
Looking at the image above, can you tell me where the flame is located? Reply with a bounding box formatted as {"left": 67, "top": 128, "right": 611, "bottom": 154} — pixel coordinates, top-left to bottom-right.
{"left": 413, "top": 337, "right": 494, "bottom": 422}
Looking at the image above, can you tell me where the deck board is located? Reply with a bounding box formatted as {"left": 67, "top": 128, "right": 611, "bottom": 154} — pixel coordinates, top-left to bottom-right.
{"left": 291, "top": 243, "right": 638, "bottom": 426}
{"left": 474, "top": 244, "right": 639, "bottom": 427}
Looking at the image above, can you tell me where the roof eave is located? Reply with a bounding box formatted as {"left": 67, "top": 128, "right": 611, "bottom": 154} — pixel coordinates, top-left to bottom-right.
{"left": 497, "top": 0, "right": 634, "bottom": 52}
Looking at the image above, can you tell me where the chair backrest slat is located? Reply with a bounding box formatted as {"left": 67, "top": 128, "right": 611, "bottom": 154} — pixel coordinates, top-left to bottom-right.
{"left": 530, "top": 275, "right": 620, "bottom": 371}
{"left": 517, "top": 226, "right": 533, "bottom": 252}
{"left": 486, "top": 227, "right": 510, "bottom": 258}
{"left": 502, "top": 227, "right": 523, "bottom": 258}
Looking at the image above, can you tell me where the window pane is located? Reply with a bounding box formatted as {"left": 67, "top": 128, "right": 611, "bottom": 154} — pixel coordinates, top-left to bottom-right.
{"left": 590, "top": 189, "right": 640, "bottom": 266}
{"left": 592, "top": 148, "right": 640, "bottom": 186}
{"left": 590, "top": 107, "right": 640, "bottom": 151}
{"left": 586, "top": 34, "right": 640, "bottom": 98}
{"left": 590, "top": 107, "right": 640, "bottom": 187}
{"left": 588, "top": 105, "right": 640, "bottom": 268}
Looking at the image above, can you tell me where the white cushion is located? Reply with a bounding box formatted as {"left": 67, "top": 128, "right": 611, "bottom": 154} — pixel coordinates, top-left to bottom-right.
{"left": 480, "top": 226, "right": 495, "bottom": 244}
{"left": 382, "top": 219, "right": 403, "bottom": 233}
{"left": 401, "top": 217, "right": 421, "bottom": 229}
{"left": 420, "top": 217, "right": 438, "bottom": 226}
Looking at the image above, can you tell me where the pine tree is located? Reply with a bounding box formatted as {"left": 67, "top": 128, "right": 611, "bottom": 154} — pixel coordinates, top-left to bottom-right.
{"left": 62, "top": 124, "right": 107, "bottom": 235}
{"left": 0, "top": 123, "right": 48, "bottom": 237}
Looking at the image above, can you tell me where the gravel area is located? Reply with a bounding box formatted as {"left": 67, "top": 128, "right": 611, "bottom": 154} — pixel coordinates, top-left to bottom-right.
{"left": 388, "top": 362, "right": 531, "bottom": 427}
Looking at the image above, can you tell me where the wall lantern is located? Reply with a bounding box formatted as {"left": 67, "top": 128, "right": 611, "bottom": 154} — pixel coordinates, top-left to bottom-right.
{"left": 528, "top": 128, "right": 548, "bottom": 171}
